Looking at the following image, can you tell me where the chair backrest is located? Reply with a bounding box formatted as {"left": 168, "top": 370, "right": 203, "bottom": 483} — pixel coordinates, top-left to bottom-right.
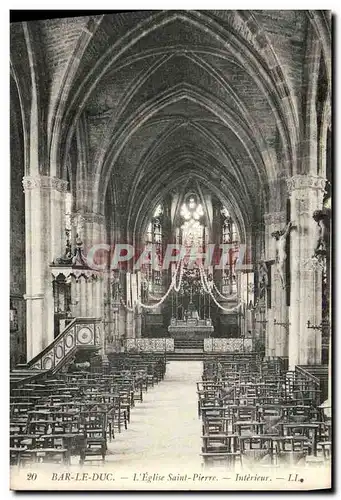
{"left": 80, "top": 411, "right": 107, "bottom": 436}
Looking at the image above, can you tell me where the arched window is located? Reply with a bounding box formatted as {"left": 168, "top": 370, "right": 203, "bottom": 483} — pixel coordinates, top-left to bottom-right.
{"left": 65, "top": 192, "right": 72, "bottom": 232}
{"left": 179, "top": 194, "right": 205, "bottom": 252}
{"left": 221, "top": 207, "right": 239, "bottom": 295}
{"left": 144, "top": 204, "right": 163, "bottom": 291}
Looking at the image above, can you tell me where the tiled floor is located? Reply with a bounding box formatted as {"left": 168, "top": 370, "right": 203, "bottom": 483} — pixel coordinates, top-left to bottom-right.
{"left": 106, "top": 361, "right": 203, "bottom": 468}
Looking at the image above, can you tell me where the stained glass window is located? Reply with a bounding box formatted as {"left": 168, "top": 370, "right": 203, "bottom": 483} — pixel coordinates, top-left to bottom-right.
{"left": 221, "top": 207, "right": 239, "bottom": 295}
{"left": 65, "top": 192, "right": 72, "bottom": 231}
{"left": 180, "top": 195, "right": 204, "bottom": 251}
{"left": 144, "top": 205, "right": 163, "bottom": 291}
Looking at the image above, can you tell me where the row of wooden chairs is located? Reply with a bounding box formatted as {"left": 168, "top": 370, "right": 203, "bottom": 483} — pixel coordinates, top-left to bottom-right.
{"left": 198, "top": 357, "right": 331, "bottom": 469}
{"left": 10, "top": 354, "right": 167, "bottom": 467}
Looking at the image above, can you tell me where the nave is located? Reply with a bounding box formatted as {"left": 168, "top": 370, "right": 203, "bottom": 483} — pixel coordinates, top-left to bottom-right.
{"left": 9, "top": 11, "right": 332, "bottom": 491}
{"left": 10, "top": 355, "right": 331, "bottom": 472}
{"left": 10, "top": 356, "right": 202, "bottom": 469}
{"left": 105, "top": 361, "right": 202, "bottom": 468}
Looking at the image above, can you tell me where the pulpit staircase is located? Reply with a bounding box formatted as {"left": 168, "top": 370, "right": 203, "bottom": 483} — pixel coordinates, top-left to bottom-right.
{"left": 10, "top": 318, "right": 102, "bottom": 388}
{"left": 10, "top": 368, "right": 50, "bottom": 388}
{"left": 296, "top": 364, "right": 329, "bottom": 403}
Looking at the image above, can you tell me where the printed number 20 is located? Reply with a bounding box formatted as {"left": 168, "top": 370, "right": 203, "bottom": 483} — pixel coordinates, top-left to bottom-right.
{"left": 26, "top": 473, "right": 37, "bottom": 481}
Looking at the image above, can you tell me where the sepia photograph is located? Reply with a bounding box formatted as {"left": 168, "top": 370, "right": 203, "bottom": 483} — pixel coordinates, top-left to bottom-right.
{"left": 9, "top": 8, "right": 332, "bottom": 491}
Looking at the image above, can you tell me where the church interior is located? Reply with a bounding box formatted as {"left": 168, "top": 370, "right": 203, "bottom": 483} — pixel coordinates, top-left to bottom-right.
{"left": 10, "top": 11, "right": 332, "bottom": 479}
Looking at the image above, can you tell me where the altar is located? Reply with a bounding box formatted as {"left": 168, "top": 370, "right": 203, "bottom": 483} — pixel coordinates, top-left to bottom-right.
{"left": 168, "top": 317, "right": 214, "bottom": 339}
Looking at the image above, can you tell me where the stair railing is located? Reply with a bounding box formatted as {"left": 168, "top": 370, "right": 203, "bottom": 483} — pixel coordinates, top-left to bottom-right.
{"left": 26, "top": 317, "right": 102, "bottom": 372}
{"left": 295, "top": 365, "right": 321, "bottom": 405}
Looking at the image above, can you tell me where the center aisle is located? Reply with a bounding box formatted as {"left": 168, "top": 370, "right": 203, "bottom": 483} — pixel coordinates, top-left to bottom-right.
{"left": 107, "top": 361, "right": 202, "bottom": 468}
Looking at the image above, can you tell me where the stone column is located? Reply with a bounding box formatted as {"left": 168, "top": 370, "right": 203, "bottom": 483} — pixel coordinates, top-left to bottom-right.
{"left": 82, "top": 212, "right": 106, "bottom": 249}
{"left": 135, "top": 313, "right": 142, "bottom": 338}
{"left": 108, "top": 271, "right": 124, "bottom": 342}
{"left": 23, "top": 176, "right": 67, "bottom": 361}
{"left": 92, "top": 276, "right": 102, "bottom": 319}
{"left": 125, "top": 265, "right": 135, "bottom": 339}
{"left": 71, "top": 212, "right": 107, "bottom": 320}
{"left": 71, "top": 277, "right": 81, "bottom": 317}
{"left": 252, "top": 225, "right": 263, "bottom": 341}
{"left": 287, "top": 175, "right": 326, "bottom": 369}
{"left": 263, "top": 211, "right": 288, "bottom": 358}
{"left": 126, "top": 311, "right": 135, "bottom": 338}
{"left": 79, "top": 276, "right": 87, "bottom": 317}
{"left": 87, "top": 276, "right": 93, "bottom": 314}
{"left": 118, "top": 305, "right": 126, "bottom": 340}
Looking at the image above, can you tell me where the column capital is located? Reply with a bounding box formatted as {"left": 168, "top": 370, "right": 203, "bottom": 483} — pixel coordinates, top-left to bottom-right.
{"left": 71, "top": 211, "right": 106, "bottom": 227}
{"left": 286, "top": 175, "right": 326, "bottom": 195}
{"left": 82, "top": 212, "right": 106, "bottom": 225}
{"left": 263, "top": 211, "right": 286, "bottom": 226}
{"left": 22, "top": 175, "right": 68, "bottom": 193}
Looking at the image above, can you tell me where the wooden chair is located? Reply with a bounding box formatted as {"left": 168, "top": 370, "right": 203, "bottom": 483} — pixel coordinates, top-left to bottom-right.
{"left": 41, "top": 433, "right": 83, "bottom": 460}
{"left": 273, "top": 436, "right": 308, "bottom": 466}
{"left": 317, "top": 441, "right": 331, "bottom": 461}
{"left": 10, "top": 447, "right": 28, "bottom": 466}
{"left": 26, "top": 448, "right": 69, "bottom": 465}
{"left": 280, "top": 423, "right": 319, "bottom": 456}
{"left": 202, "top": 415, "right": 233, "bottom": 436}
{"left": 201, "top": 434, "right": 241, "bottom": 468}
{"left": 239, "top": 436, "right": 275, "bottom": 466}
{"left": 79, "top": 412, "right": 107, "bottom": 464}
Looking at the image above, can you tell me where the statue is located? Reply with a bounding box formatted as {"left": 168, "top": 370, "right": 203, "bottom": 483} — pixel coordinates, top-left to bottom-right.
{"left": 55, "top": 229, "right": 73, "bottom": 265}
{"left": 55, "top": 230, "right": 88, "bottom": 267}
{"left": 64, "top": 230, "right": 72, "bottom": 259}
{"left": 312, "top": 210, "right": 329, "bottom": 258}
{"left": 72, "top": 233, "right": 87, "bottom": 266}
{"left": 177, "top": 304, "right": 184, "bottom": 320}
{"left": 112, "top": 274, "right": 121, "bottom": 302}
{"left": 271, "top": 221, "right": 293, "bottom": 289}
{"left": 258, "top": 260, "right": 268, "bottom": 299}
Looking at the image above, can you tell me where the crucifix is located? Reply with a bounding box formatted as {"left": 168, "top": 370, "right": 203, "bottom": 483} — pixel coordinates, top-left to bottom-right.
{"left": 271, "top": 222, "right": 294, "bottom": 289}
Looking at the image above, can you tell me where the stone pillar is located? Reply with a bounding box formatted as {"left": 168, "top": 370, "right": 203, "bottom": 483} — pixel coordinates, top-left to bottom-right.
{"left": 135, "top": 313, "right": 142, "bottom": 338}
{"left": 71, "top": 212, "right": 107, "bottom": 262}
{"left": 118, "top": 305, "right": 126, "bottom": 339}
{"left": 79, "top": 276, "right": 87, "bottom": 316}
{"left": 70, "top": 211, "right": 107, "bottom": 321}
{"left": 124, "top": 266, "right": 136, "bottom": 339}
{"left": 126, "top": 311, "right": 135, "bottom": 338}
{"left": 82, "top": 213, "right": 106, "bottom": 249}
{"left": 23, "top": 176, "right": 67, "bottom": 361}
{"left": 263, "top": 211, "right": 288, "bottom": 358}
{"left": 86, "top": 214, "right": 106, "bottom": 322}
{"left": 93, "top": 277, "right": 102, "bottom": 319}
{"left": 87, "top": 277, "right": 93, "bottom": 314}
{"left": 71, "top": 278, "right": 81, "bottom": 317}
{"left": 287, "top": 175, "right": 326, "bottom": 369}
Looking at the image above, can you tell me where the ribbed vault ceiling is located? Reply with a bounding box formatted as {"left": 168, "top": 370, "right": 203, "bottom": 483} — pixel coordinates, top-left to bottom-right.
{"left": 10, "top": 10, "right": 332, "bottom": 237}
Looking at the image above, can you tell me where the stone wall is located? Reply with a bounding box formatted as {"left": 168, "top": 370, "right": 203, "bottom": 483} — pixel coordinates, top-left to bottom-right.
{"left": 10, "top": 102, "right": 26, "bottom": 366}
